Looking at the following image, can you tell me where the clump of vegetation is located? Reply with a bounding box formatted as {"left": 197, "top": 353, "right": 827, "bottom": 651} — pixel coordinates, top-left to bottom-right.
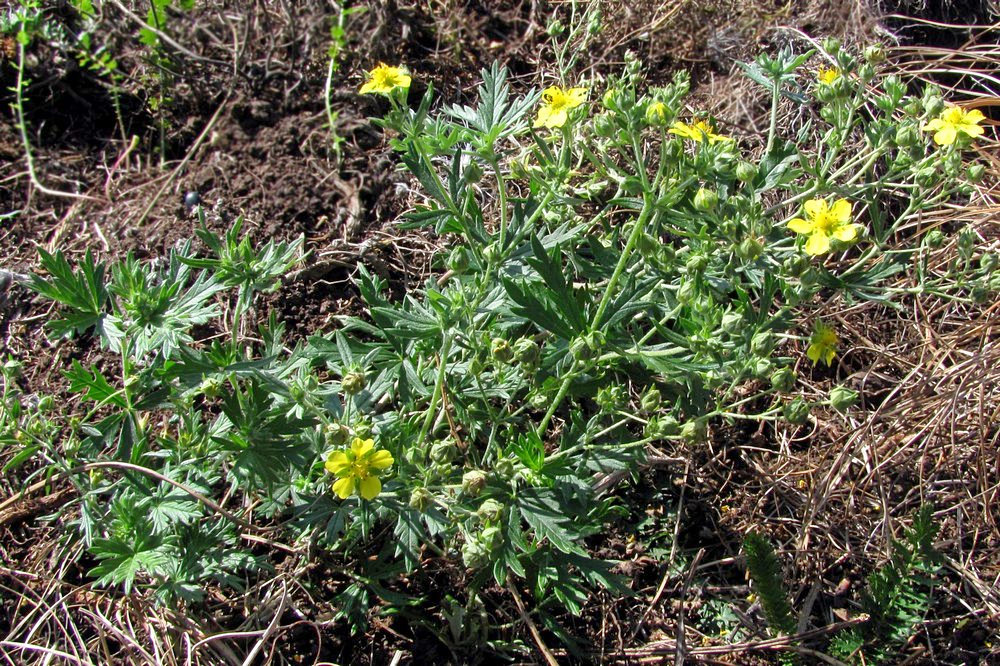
{"left": 6, "top": 5, "right": 995, "bottom": 660}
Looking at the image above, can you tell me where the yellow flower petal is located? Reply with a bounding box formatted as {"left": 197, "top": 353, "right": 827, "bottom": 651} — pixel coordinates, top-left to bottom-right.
{"left": 566, "top": 87, "right": 588, "bottom": 107}
{"left": 359, "top": 475, "right": 382, "bottom": 500}
{"left": 803, "top": 198, "right": 828, "bottom": 221}
{"left": 806, "top": 344, "right": 822, "bottom": 364}
{"left": 958, "top": 122, "right": 985, "bottom": 138}
{"left": 351, "top": 437, "right": 375, "bottom": 457}
{"left": 933, "top": 125, "right": 957, "bottom": 146}
{"left": 833, "top": 223, "right": 858, "bottom": 242}
{"left": 788, "top": 217, "right": 815, "bottom": 234}
{"left": 368, "top": 450, "right": 394, "bottom": 469}
{"left": 829, "top": 199, "right": 852, "bottom": 224}
{"left": 923, "top": 118, "right": 944, "bottom": 132}
{"left": 325, "top": 451, "right": 351, "bottom": 475}
{"left": 805, "top": 231, "right": 831, "bottom": 256}
{"left": 333, "top": 477, "right": 355, "bottom": 499}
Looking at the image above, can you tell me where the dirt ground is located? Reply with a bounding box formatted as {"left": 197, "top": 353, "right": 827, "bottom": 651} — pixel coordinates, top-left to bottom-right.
{"left": 1, "top": 1, "right": 998, "bottom": 664}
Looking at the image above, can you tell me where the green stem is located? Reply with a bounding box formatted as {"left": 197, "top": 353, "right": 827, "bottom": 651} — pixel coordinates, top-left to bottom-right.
{"left": 416, "top": 336, "right": 453, "bottom": 447}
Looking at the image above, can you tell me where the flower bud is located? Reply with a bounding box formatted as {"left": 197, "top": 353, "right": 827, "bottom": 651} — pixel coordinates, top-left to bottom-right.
{"left": 923, "top": 229, "right": 945, "bottom": 248}
{"left": 693, "top": 187, "right": 718, "bottom": 212}
{"left": 409, "top": 487, "right": 433, "bottom": 512}
{"left": 721, "top": 311, "right": 743, "bottom": 334}
{"left": 677, "top": 280, "right": 697, "bottom": 304}
{"left": 783, "top": 398, "right": 810, "bottom": 425}
{"left": 464, "top": 160, "right": 483, "bottom": 184}
{"left": 342, "top": 371, "right": 366, "bottom": 395}
{"left": 770, "top": 367, "right": 796, "bottom": 392}
{"left": 645, "top": 101, "right": 669, "bottom": 127}
{"left": 980, "top": 253, "right": 998, "bottom": 273}
{"left": 750, "top": 331, "right": 775, "bottom": 355}
{"left": 462, "top": 470, "right": 488, "bottom": 496}
{"left": 622, "top": 176, "right": 643, "bottom": 195}
{"left": 513, "top": 338, "right": 540, "bottom": 365}
{"left": 462, "top": 538, "right": 489, "bottom": 568}
{"left": 199, "top": 376, "right": 222, "bottom": 398}
{"left": 640, "top": 386, "right": 662, "bottom": 413}
{"left": 915, "top": 166, "right": 938, "bottom": 187}
{"left": 594, "top": 113, "right": 616, "bottom": 138}
{"left": 644, "top": 415, "right": 679, "bottom": 439}
{"left": 324, "top": 422, "right": 350, "bottom": 447}
{"left": 967, "top": 164, "right": 985, "bottom": 183}
{"left": 864, "top": 45, "right": 886, "bottom": 63}
{"left": 680, "top": 419, "right": 707, "bottom": 443}
{"left": 752, "top": 357, "right": 773, "bottom": 377}
{"left": 596, "top": 385, "right": 625, "bottom": 412}
{"left": 685, "top": 253, "right": 708, "bottom": 274}
{"left": 737, "top": 236, "right": 763, "bottom": 262}
{"left": 491, "top": 338, "right": 513, "bottom": 362}
{"left": 822, "top": 37, "right": 841, "bottom": 55}
{"left": 529, "top": 391, "right": 549, "bottom": 410}
{"left": 477, "top": 498, "right": 505, "bottom": 522}
{"left": 430, "top": 438, "right": 458, "bottom": 464}
{"left": 894, "top": 125, "right": 918, "bottom": 147}
{"left": 735, "top": 161, "right": 757, "bottom": 183}
{"left": 447, "top": 246, "right": 471, "bottom": 272}
{"left": 830, "top": 385, "right": 859, "bottom": 412}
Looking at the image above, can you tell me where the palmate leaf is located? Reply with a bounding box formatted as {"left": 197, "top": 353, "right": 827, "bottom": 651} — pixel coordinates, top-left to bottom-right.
{"left": 28, "top": 248, "right": 110, "bottom": 338}
{"left": 444, "top": 61, "right": 540, "bottom": 150}
{"left": 516, "top": 487, "right": 588, "bottom": 557}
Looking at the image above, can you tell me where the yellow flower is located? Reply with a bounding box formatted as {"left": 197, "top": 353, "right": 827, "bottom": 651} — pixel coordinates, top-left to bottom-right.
{"left": 787, "top": 198, "right": 858, "bottom": 256}
{"left": 817, "top": 66, "right": 840, "bottom": 85}
{"left": 534, "top": 85, "right": 587, "bottom": 129}
{"left": 669, "top": 119, "right": 731, "bottom": 144}
{"left": 922, "top": 105, "right": 986, "bottom": 146}
{"left": 325, "top": 437, "right": 394, "bottom": 500}
{"left": 807, "top": 321, "right": 839, "bottom": 366}
{"left": 359, "top": 63, "right": 411, "bottom": 95}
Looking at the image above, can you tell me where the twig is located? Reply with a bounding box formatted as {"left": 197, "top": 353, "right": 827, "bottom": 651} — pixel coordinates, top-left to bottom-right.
{"left": 506, "top": 576, "right": 559, "bottom": 666}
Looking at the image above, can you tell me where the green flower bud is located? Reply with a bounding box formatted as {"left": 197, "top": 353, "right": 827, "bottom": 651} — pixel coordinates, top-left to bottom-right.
{"left": 546, "top": 18, "right": 565, "bottom": 36}
{"left": 430, "top": 438, "right": 458, "bottom": 464}
{"left": 602, "top": 88, "right": 621, "bottom": 110}
{"left": 822, "top": 37, "right": 841, "bottom": 55}
{"left": 491, "top": 338, "right": 513, "bottom": 362}
{"left": 677, "top": 280, "right": 697, "bottom": 304}
{"left": 770, "top": 367, "right": 796, "bottom": 392}
{"left": 737, "top": 236, "right": 763, "bottom": 262}
{"left": 864, "top": 45, "right": 886, "bottom": 63}
{"left": 199, "top": 376, "right": 222, "bottom": 398}
{"left": 594, "top": 113, "right": 616, "bottom": 138}
{"left": 750, "top": 331, "right": 776, "bottom": 355}
{"left": 640, "top": 386, "right": 662, "bottom": 413}
{"left": 636, "top": 231, "right": 660, "bottom": 258}
{"left": 481, "top": 525, "right": 502, "bottom": 549}
{"left": 464, "top": 160, "right": 484, "bottom": 184}
{"left": 352, "top": 421, "right": 372, "bottom": 439}
{"left": 721, "top": 311, "right": 743, "bottom": 334}
{"left": 923, "top": 229, "right": 945, "bottom": 248}
{"left": 477, "top": 498, "right": 505, "bottom": 522}
{"left": 513, "top": 338, "right": 540, "bottom": 365}
{"left": 495, "top": 456, "right": 516, "bottom": 478}
{"left": 922, "top": 93, "right": 944, "bottom": 118}
{"left": 409, "top": 487, "right": 434, "bottom": 512}
{"left": 342, "top": 371, "right": 366, "bottom": 395}
{"left": 858, "top": 63, "right": 875, "bottom": 82}
{"left": 37, "top": 395, "right": 55, "bottom": 412}
{"left": 967, "top": 164, "right": 986, "bottom": 183}
{"left": 685, "top": 253, "right": 708, "bottom": 274}
{"left": 735, "top": 161, "right": 757, "bottom": 183}
{"left": 783, "top": 398, "right": 810, "bottom": 425}
{"left": 447, "top": 246, "right": 471, "bottom": 273}
{"left": 482, "top": 242, "right": 501, "bottom": 264}
{"left": 324, "top": 422, "right": 350, "bottom": 447}
{"left": 915, "top": 166, "right": 938, "bottom": 188}
{"left": 980, "top": 253, "right": 998, "bottom": 273}
{"left": 680, "top": 419, "right": 707, "bottom": 443}
{"left": 569, "top": 336, "right": 592, "bottom": 361}
{"left": 622, "top": 176, "right": 643, "bottom": 195}
{"left": 462, "top": 470, "right": 488, "bottom": 496}
{"left": 462, "top": 538, "right": 489, "bottom": 568}
{"left": 752, "top": 357, "right": 773, "bottom": 378}
{"left": 830, "top": 385, "right": 859, "bottom": 412}
{"left": 596, "top": 385, "right": 626, "bottom": 413}
{"left": 693, "top": 187, "right": 719, "bottom": 212}
{"left": 894, "top": 125, "right": 918, "bottom": 147}
{"left": 645, "top": 101, "right": 669, "bottom": 127}
{"left": 529, "top": 391, "right": 549, "bottom": 410}
{"left": 971, "top": 285, "right": 990, "bottom": 304}
{"left": 644, "top": 415, "right": 679, "bottom": 440}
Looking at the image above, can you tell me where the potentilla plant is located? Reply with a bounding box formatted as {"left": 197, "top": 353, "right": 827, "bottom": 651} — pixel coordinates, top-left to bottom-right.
{"left": 20, "top": 41, "right": 993, "bottom": 642}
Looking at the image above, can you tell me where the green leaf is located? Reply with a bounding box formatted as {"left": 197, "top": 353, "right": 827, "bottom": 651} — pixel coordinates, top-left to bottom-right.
{"left": 517, "top": 488, "right": 587, "bottom": 556}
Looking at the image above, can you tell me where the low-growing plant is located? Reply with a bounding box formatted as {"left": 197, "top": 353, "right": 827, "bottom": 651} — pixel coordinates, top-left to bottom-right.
{"left": 19, "top": 38, "right": 992, "bottom": 656}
